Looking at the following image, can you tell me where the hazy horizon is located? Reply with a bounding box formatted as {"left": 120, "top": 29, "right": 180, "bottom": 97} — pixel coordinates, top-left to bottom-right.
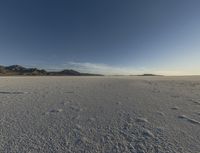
{"left": 1, "top": 0, "right": 200, "bottom": 75}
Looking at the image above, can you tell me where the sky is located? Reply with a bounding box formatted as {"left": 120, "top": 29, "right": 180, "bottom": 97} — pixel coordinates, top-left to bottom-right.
{"left": 0, "top": 0, "right": 200, "bottom": 75}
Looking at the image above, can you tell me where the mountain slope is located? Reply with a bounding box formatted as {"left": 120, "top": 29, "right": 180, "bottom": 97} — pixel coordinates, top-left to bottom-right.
{"left": 0, "top": 65, "right": 102, "bottom": 76}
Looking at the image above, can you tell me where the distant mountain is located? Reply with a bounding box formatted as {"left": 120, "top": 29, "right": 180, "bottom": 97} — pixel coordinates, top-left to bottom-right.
{"left": 5, "top": 65, "right": 27, "bottom": 71}
{"left": 128, "top": 74, "right": 163, "bottom": 76}
{"left": 137, "top": 74, "right": 163, "bottom": 76}
{"left": 0, "top": 65, "right": 102, "bottom": 76}
{"left": 48, "top": 69, "right": 81, "bottom": 76}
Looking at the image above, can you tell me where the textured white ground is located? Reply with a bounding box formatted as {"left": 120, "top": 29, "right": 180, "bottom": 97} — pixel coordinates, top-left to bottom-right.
{"left": 0, "top": 76, "right": 200, "bottom": 153}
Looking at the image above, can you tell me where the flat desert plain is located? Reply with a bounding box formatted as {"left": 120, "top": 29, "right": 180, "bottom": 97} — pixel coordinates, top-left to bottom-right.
{"left": 0, "top": 76, "right": 200, "bottom": 153}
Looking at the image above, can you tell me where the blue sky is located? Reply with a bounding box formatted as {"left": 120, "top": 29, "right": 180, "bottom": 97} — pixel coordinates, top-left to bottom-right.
{"left": 0, "top": 0, "right": 200, "bottom": 75}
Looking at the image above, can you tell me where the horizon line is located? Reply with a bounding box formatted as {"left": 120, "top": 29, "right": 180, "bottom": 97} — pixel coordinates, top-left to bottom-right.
{"left": 1, "top": 64, "right": 200, "bottom": 77}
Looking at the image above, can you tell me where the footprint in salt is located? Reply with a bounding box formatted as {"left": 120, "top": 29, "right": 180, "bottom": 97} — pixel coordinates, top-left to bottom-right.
{"left": 178, "top": 115, "right": 200, "bottom": 125}
{"left": 61, "top": 101, "right": 70, "bottom": 105}
{"left": 0, "top": 91, "right": 28, "bottom": 94}
{"left": 142, "top": 129, "right": 155, "bottom": 138}
{"left": 156, "top": 111, "right": 165, "bottom": 116}
{"left": 75, "top": 124, "right": 82, "bottom": 130}
{"left": 70, "top": 105, "right": 83, "bottom": 112}
{"left": 116, "top": 101, "right": 122, "bottom": 105}
{"left": 171, "top": 106, "right": 179, "bottom": 110}
{"left": 44, "top": 108, "right": 63, "bottom": 115}
{"left": 190, "top": 99, "right": 200, "bottom": 105}
{"left": 50, "top": 109, "right": 63, "bottom": 113}
{"left": 136, "top": 117, "right": 149, "bottom": 123}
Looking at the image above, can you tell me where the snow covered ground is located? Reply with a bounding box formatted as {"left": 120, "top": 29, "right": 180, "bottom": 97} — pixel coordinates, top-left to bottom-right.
{"left": 0, "top": 76, "right": 199, "bottom": 153}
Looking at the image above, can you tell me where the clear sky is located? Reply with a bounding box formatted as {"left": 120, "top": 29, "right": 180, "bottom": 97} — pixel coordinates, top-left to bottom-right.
{"left": 1, "top": 0, "right": 200, "bottom": 75}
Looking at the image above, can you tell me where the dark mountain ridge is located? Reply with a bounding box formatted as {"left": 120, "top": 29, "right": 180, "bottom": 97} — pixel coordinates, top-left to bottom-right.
{"left": 0, "top": 65, "right": 102, "bottom": 76}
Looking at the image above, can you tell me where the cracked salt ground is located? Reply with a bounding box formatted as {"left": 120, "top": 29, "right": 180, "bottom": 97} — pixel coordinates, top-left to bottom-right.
{"left": 0, "top": 76, "right": 200, "bottom": 153}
